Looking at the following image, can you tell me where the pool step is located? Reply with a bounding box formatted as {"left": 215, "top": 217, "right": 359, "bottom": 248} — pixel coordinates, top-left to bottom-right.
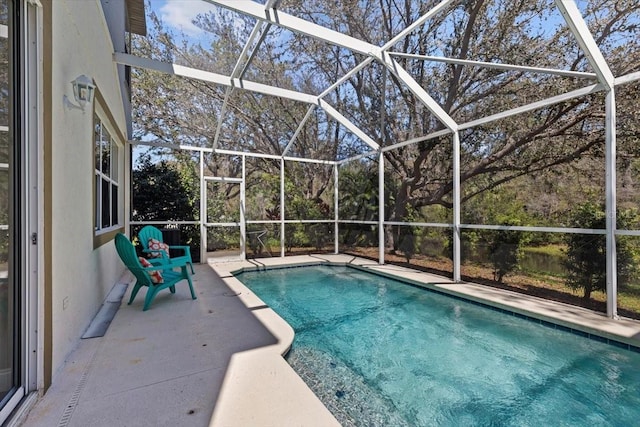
{"left": 287, "top": 346, "right": 412, "bottom": 427}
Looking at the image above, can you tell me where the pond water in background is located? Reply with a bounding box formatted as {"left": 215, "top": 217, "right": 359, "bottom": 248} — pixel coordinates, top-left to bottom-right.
{"left": 237, "top": 265, "right": 640, "bottom": 427}
{"left": 463, "top": 247, "right": 566, "bottom": 276}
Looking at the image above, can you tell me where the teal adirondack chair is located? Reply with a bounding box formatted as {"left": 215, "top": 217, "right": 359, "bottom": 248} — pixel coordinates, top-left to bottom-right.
{"left": 138, "top": 225, "right": 195, "bottom": 274}
{"left": 115, "top": 233, "right": 196, "bottom": 311}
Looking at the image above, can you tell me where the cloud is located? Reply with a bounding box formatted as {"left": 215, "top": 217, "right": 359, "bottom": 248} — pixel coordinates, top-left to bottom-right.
{"left": 159, "top": 0, "right": 216, "bottom": 36}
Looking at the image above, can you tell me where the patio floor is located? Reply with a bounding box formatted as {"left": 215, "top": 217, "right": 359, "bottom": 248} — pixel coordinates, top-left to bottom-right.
{"left": 17, "top": 254, "right": 640, "bottom": 426}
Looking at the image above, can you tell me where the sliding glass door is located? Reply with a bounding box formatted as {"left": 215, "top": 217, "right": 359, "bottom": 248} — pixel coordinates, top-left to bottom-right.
{"left": 1, "top": 0, "right": 37, "bottom": 421}
{"left": 0, "top": 0, "right": 15, "bottom": 410}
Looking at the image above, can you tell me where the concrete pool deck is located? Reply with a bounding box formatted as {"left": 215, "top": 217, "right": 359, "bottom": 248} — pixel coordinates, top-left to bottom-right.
{"left": 17, "top": 254, "right": 640, "bottom": 426}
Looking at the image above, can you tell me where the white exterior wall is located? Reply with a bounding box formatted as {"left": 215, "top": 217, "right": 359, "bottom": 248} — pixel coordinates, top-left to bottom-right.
{"left": 50, "top": 0, "right": 129, "bottom": 376}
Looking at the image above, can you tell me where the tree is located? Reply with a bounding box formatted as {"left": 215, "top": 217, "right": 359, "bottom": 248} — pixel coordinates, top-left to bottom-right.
{"left": 132, "top": 154, "right": 199, "bottom": 256}
{"left": 485, "top": 216, "right": 529, "bottom": 283}
{"left": 564, "top": 203, "right": 639, "bottom": 300}
{"left": 284, "top": 0, "right": 640, "bottom": 232}
{"left": 132, "top": 154, "right": 198, "bottom": 222}
{"left": 398, "top": 226, "right": 416, "bottom": 263}
{"left": 130, "top": 1, "right": 640, "bottom": 251}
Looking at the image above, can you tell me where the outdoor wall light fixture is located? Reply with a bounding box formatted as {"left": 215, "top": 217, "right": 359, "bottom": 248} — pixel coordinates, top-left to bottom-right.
{"left": 63, "top": 75, "right": 96, "bottom": 112}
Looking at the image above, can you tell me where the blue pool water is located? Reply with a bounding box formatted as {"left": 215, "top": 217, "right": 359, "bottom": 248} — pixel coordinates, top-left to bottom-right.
{"left": 237, "top": 265, "right": 640, "bottom": 426}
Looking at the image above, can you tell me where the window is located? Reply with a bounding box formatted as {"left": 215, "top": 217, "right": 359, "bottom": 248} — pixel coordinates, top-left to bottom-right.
{"left": 94, "top": 114, "right": 120, "bottom": 233}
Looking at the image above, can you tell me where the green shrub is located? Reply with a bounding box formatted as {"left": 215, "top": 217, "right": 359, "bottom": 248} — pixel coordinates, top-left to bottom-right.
{"left": 484, "top": 216, "right": 530, "bottom": 283}
{"left": 564, "top": 203, "right": 640, "bottom": 299}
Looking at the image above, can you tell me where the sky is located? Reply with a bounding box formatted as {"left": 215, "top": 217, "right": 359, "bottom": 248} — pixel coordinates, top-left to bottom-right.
{"left": 148, "top": 0, "right": 217, "bottom": 39}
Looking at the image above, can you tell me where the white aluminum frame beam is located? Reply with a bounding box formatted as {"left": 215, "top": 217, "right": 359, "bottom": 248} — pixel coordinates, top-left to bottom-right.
{"left": 214, "top": 148, "right": 280, "bottom": 160}
{"left": 389, "top": 52, "right": 598, "bottom": 79}
{"left": 283, "top": 156, "right": 335, "bottom": 165}
{"left": 213, "top": 0, "right": 279, "bottom": 150}
{"left": 452, "top": 131, "right": 461, "bottom": 282}
{"left": 130, "top": 141, "right": 339, "bottom": 165}
{"left": 334, "top": 164, "right": 339, "bottom": 254}
{"left": 380, "top": 52, "right": 458, "bottom": 131}
{"left": 615, "top": 71, "right": 640, "bottom": 86}
{"left": 280, "top": 159, "right": 285, "bottom": 257}
{"left": 378, "top": 151, "right": 385, "bottom": 264}
{"left": 117, "top": 53, "right": 379, "bottom": 160}
{"left": 339, "top": 220, "right": 379, "bottom": 225}
{"left": 204, "top": 176, "right": 243, "bottom": 184}
{"left": 227, "top": 0, "right": 282, "bottom": 82}
{"left": 199, "top": 151, "right": 206, "bottom": 263}
{"left": 236, "top": 0, "right": 282, "bottom": 81}
{"left": 282, "top": 105, "right": 316, "bottom": 156}
{"left": 319, "top": 99, "right": 380, "bottom": 150}
{"left": 556, "top": 0, "right": 617, "bottom": 318}
{"left": 114, "top": 52, "right": 318, "bottom": 104}
{"left": 241, "top": 156, "right": 247, "bottom": 260}
{"left": 234, "top": 21, "right": 271, "bottom": 80}
{"left": 555, "top": 0, "right": 614, "bottom": 90}
{"left": 213, "top": 23, "right": 269, "bottom": 149}
{"left": 208, "top": 0, "right": 458, "bottom": 132}
{"left": 282, "top": 219, "right": 334, "bottom": 224}
{"left": 208, "top": 1, "right": 375, "bottom": 55}
{"left": 209, "top": 1, "right": 385, "bottom": 153}
{"left": 461, "top": 224, "right": 607, "bottom": 234}
{"left": 386, "top": 221, "right": 452, "bottom": 228}
{"left": 381, "top": 0, "right": 457, "bottom": 51}
{"left": 604, "top": 89, "right": 618, "bottom": 318}
{"left": 130, "top": 139, "right": 214, "bottom": 152}
{"left": 338, "top": 150, "right": 378, "bottom": 165}
{"left": 212, "top": 91, "right": 231, "bottom": 151}
{"left": 381, "top": 129, "right": 452, "bottom": 153}
{"left": 318, "top": 57, "right": 375, "bottom": 99}
{"left": 459, "top": 82, "right": 603, "bottom": 131}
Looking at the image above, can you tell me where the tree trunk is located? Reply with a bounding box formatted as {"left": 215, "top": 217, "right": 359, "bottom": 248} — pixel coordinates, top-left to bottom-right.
{"left": 391, "top": 182, "right": 410, "bottom": 252}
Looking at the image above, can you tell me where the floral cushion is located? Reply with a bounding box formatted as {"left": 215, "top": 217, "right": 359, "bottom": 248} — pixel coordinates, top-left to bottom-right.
{"left": 138, "top": 257, "right": 164, "bottom": 284}
{"left": 148, "top": 238, "right": 170, "bottom": 259}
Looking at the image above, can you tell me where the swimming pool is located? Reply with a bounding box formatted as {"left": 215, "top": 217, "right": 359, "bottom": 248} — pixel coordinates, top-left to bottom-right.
{"left": 237, "top": 265, "right": 640, "bottom": 426}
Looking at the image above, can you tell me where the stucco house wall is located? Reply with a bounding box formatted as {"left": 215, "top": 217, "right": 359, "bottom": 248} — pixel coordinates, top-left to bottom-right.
{"left": 49, "top": 0, "right": 129, "bottom": 377}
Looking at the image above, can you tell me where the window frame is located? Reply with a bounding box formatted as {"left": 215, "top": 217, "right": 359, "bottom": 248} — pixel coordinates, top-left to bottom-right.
{"left": 92, "top": 91, "right": 124, "bottom": 248}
